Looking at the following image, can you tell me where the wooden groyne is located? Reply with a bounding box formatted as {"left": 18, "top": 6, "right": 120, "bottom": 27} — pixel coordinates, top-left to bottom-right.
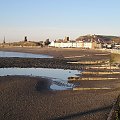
{"left": 82, "top": 71, "right": 120, "bottom": 75}
{"left": 68, "top": 77, "right": 119, "bottom": 82}
{"left": 73, "top": 87, "right": 111, "bottom": 91}
{"left": 67, "top": 60, "right": 109, "bottom": 65}
{"left": 85, "top": 66, "right": 119, "bottom": 69}
{"left": 106, "top": 49, "right": 120, "bottom": 54}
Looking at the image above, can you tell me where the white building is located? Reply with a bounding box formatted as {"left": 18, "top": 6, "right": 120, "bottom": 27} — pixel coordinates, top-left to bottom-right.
{"left": 49, "top": 40, "right": 101, "bottom": 49}
{"left": 83, "top": 42, "right": 93, "bottom": 49}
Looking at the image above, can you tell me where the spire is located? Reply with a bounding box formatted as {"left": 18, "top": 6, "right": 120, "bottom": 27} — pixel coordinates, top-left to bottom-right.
{"left": 3, "top": 36, "right": 5, "bottom": 44}
{"left": 24, "top": 36, "right": 27, "bottom": 42}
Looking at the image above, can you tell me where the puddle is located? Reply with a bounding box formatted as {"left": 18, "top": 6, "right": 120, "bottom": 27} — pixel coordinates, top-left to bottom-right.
{"left": 0, "top": 51, "right": 53, "bottom": 58}
{"left": 0, "top": 68, "right": 81, "bottom": 90}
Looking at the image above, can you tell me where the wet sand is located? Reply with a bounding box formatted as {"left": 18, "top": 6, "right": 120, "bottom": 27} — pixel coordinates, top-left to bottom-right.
{"left": 0, "top": 47, "right": 110, "bottom": 59}
{"left": 0, "top": 47, "right": 110, "bottom": 69}
{"left": 0, "top": 47, "right": 120, "bottom": 120}
{"left": 0, "top": 76, "right": 120, "bottom": 120}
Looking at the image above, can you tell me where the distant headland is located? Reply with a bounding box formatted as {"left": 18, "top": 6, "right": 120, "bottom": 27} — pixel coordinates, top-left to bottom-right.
{"left": 0, "top": 34, "right": 120, "bottom": 49}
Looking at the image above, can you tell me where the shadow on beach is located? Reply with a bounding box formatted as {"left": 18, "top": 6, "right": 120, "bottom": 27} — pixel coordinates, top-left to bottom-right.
{"left": 35, "top": 78, "right": 52, "bottom": 91}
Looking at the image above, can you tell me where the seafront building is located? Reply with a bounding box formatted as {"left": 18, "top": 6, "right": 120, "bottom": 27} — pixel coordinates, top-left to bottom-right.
{"left": 49, "top": 37, "right": 102, "bottom": 49}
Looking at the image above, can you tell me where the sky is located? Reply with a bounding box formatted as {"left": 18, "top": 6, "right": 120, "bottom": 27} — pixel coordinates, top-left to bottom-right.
{"left": 0, "top": 0, "right": 120, "bottom": 42}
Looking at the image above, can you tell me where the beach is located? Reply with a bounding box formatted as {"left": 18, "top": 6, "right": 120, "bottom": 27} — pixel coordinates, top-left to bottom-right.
{"left": 0, "top": 76, "right": 120, "bottom": 120}
{"left": 0, "top": 47, "right": 120, "bottom": 120}
{"left": 0, "top": 76, "right": 119, "bottom": 120}
{"left": 0, "top": 47, "right": 110, "bottom": 58}
{"left": 0, "top": 47, "right": 110, "bottom": 69}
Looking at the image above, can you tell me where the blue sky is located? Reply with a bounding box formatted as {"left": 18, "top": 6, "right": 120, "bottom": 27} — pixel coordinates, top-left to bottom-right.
{"left": 0, "top": 0, "right": 120, "bottom": 42}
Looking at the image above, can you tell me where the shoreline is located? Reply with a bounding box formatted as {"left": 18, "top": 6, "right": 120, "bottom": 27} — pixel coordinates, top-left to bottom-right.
{"left": 0, "top": 46, "right": 110, "bottom": 58}
{"left": 0, "top": 47, "right": 120, "bottom": 119}
{"left": 0, "top": 47, "right": 111, "bottom": 70}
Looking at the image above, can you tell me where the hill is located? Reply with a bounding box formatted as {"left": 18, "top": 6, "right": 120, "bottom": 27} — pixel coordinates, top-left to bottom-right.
{"left": 76, "top": 34, "right": 120, "bottom": 43}
{"left": 0, "top": 41, "right": 43, "bottom": 47}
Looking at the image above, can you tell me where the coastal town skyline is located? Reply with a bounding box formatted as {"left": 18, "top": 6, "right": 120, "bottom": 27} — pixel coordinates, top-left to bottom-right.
{"left": 0, "top": 0, "right": 120, "bottom": 42}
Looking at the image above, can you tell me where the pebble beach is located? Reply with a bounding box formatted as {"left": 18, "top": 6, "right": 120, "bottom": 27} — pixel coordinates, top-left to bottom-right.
{"left": 0, "top": 47, "right": 120, "bottom": 120}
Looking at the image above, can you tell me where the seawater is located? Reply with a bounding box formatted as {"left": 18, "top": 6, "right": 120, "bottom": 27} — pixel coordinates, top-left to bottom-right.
{"left": 0, "top": 51, "right": 53, "bottom": 58}
{"left": 0, "top": 68, "right": 81, "bottom": 90}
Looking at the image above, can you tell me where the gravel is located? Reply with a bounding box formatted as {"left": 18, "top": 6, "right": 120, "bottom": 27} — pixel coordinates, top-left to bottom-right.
{"left": 0, "top": 76, "right": 120, "bottom": 120}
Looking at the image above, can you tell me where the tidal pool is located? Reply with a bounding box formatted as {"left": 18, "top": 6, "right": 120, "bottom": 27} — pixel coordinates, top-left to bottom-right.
{"left": 0, "top": 51, "right": 53, "bottom": 58}
{"left": 0, "top": 68, "right": 81, "bottom": 90}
